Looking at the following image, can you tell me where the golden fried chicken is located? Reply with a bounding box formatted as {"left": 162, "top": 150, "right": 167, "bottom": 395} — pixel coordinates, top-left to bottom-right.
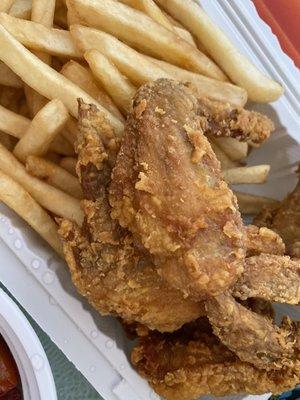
{"left": 59, "top": 100, "right": 205, "bottom": 332}
{"left": 132, "top": 319, "right": 300, "bottom": 400}
{"left": 245, "top": 224, "right": 285, "bottom": 256}
{"left": 254, "top": 179, "right": 300, "bottom": 257}
{"left": 110, "top": 79, "right": 246, "bottom": 300}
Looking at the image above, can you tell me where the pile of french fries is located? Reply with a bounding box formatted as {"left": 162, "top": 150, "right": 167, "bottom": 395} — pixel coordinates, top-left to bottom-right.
{"left": 0, "top": 0, "right": 282, "bottom": 256}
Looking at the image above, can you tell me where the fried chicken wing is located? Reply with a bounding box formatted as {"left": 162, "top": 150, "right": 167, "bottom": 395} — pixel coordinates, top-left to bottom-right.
{"left": 132, "top": 320, "right": 300, "bottom": 400}
{"left": 59, "top": 100, "right": 205, "bottom": 332}
{"left": 206, "top": 293, "right": 300, "bottom": 371}
{"left": 245, "top": 224, "right": 285, "bottom": 256}
{"left": 233, "top": 254, "right": 300, "bottom": 304}
{"left": 254, "top": 179, "right": 300, "bottom": 257}
{"left": 110, "top": 79, "right": 245, "bottom": 300}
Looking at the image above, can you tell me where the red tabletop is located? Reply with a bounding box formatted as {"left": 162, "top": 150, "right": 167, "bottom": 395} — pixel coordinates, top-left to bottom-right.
{"left": 252, "top": 0, "right": 300, "bottom": 68}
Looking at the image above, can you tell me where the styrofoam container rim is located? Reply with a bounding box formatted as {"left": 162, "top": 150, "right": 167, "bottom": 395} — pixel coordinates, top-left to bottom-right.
{"left": 0, "top": 288, "right": 57, "bottom": 400}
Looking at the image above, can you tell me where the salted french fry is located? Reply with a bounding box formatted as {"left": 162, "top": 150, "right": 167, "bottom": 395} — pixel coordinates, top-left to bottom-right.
{"left": 71, "top": 25, "right": 171, "bottom": 87}
{"left": 0, "top": 170, "right": 64, "bottom": 255}
{"left": 146, "top": 56, "right": 247, "bottom": 107}
{"left": 156, "top": 0, "right": 283, "bottom": 102}
{"left": 61, "top": 60, "right": 123, "bottom": 121}
{"left": 118, "top": 0, "right": 174, "bottom": 31}
{"left": 209, "top": 139, "right": 239, "bottom": 170}
{"left": 60, "top": 157, "right": 77, "bottom": 176}
{"left": 214, "top": 137, "right": 248, "bottom": 161}
{"left": 66, "top": 0, "right": 226, "bottom": 80}
{"left": 9, "top": 0, "right": 32, "bottom": 19}
{"left": 0, "top": 13, "right": 82, "bottom": 59}
{"left": 0, "top": 62, "right": 22, "bottom": 88}
{"left": 0, "top": 25, "right": 124, "bottom": 134}
{"left": 0, "top": 0, "right": 14, "bottom": 13}
{"left": 223, "top": 165, "right": 270, "bottom": 185}
{"left": 13, "top": 99, "right": 69, "bottom": 163}
{"left": 0, "top": 105, "right": 30, "bottom": 137}
{"left": 85, "top": 50, "right": 136, "bottom": 115}
{"left": 26, "top": 155, "right": 82, "bottom": 199}
{"left": 235, "top": 191, "right": 279, "bottom": 215}
{"left": 0, "top": 143, "right": 83, "bottom": 224}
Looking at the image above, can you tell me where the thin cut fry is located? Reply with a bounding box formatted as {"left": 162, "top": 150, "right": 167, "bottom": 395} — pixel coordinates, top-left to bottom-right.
{"left": 0, "top": 170, "right": 63, "bottom": 256}
{"left": 71, "top": 25, "right": 171, "bottom": 87}
{"left": 31, "top": 0, "right": 55, "bottom": 28}
{"left": 61, "top": 60, "right": 123, "bottom": 121}
{"left": 223, "top": 165, "right": 270, "bottom": 185}
{"left": 209, "top": 139, "right": 238, "bottom": 170}
{"left": 60, "top": 157, "right": 77, "bottom": 176}
{"left": 155, "top": 0, "right": 283, "bottom": 102}
{"left": 174, "top": 26, "right": 196, "bottom": 47}
{"left": 0, "top": 13, "right": 82, "bottom": 59}
{"left": 0, "top": 25, "right": 124, "bottom": 133}
{"left": 118, "top": 0, "right": 174, "bottom": 31}
{"left": 214, "top": 137, "right": 248, "bottom": 161}
{"left": 0, "top": 62, "right": 22, "bottom": 88}
{"left": 13, "top": 99, "right": 69, "bottom": 163}
{"left": 147, "top": 56, "right": 247, "bottom": 107}
{"left": 0, "top": 143, "right": 83, "bottom": 224}
{"left": 84, "top": 50, "right": 136, "bottom": 115}
{"left": 66, "top": 0, "right": 227, "bottom": 80}
{"left": 9, "top": 0, "right": 32, "bottom": 19}
{"left": 0, "top": 0, "right": 14, "bottom": 13}
{"left": 26, "top": 155, "right": 82, "bottom": 199}
{"left": 235, "top": 191, "right": 279, "bottom": 215}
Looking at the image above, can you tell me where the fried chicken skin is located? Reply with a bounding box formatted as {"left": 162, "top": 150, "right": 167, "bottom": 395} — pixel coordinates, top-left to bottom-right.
{"left": 254, "top": 179, "right": 300, "bottom": 257}
{"left": 245, "top": 224, "right": 285, "bottom": 256}
{"left": 59, "top": 100, "right": 205, "bottom": 332}
{"left": 132, "top": 320, "right": 300, "bottom": 400}
{"left": 110, "top": 79, "right": 245, "bottom": 300}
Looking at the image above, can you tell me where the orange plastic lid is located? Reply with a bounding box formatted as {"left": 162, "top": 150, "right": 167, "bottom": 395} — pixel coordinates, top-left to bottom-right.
{"left": 252, "top": 0, "right": 300, "bottom": 68}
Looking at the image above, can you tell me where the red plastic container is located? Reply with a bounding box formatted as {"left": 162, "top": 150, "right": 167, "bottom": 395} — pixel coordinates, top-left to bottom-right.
{"left": 252, "top": 0, "right": 300, "bottom": 68}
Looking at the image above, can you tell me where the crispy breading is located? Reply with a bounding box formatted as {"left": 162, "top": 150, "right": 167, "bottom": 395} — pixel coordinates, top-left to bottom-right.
{"left": 245, "top": 224, "right": 285, "bottom": 256}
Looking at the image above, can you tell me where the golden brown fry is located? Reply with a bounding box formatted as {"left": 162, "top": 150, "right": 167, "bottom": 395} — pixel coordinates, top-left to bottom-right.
{"left": 66, "top": 0, "right": 227, "bottom": 80}
{"left": 0, "top": 170, "right": 63, "bottom": 256}
{"left": 209, "top": 138, "right": 239, "bottom": 170}
{"left": 0, "top": 143, "right": 83, "bottom": 224}
{"left": 0, "top": 13, "right": 82, "bottom": 59}
{"left": 9, "top": 0, "right": 32, "bottom": 19}
{"left": 147, "top": 56, "right": 247, "bottom": 107}
{"left": 13, "top": 99, "right": 69, "bottom": 163}
{"left": 0, "top": 25, "right": 123, "bottom": 133}
{"left": 0, "top": 62, "right": 22, "bottom": 88}
{"left": 156, "top": 0, "right": 283, "bottom": 102}
{"left": 84, "top": 50, "right": 136, "bottom": 115}
{"left": 235, "top": 191, "right": 279, "bottom": 215}
{"left": 60, "top": 60, "right": 123, "bottom": 121}
{"left": 223, "top": 165, "right": 270, "bottom": 185}
{"left": 26, "top": 155, "right": 82, "bottom": 199}
{"left": 59, "top": 157, "right": 77, "bottom": 176}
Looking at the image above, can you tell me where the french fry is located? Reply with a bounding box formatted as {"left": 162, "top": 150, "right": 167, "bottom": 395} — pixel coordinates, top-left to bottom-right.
{"left": 70, "top": 25, "right": 171, "bottom": 87}
{"left": 0, "top": 0, "right": 14, "bottom": 13}
{"left": 0, "top": 143, "right": 83, "bottom": 224}
{"left": 9, "top": 0, "right": 32, "bottom": 19}
{"left": 209, "top": 139, "right": 239, "bottom": 170}
{"left": 31, "top": 0, "right": 55, "bottom": 28}
{"left": 60, "top": 157, "right": 77, "bottom": 176}
{"left": 0, "top": 25, "right": 124, "bottom": 133}
{"left": 235, "top": 191, "right": 279, "bottom": 215}
{"left": 174, "top": 26, "right": 196, "bottom": 48}
{"left": 13, "top": 99, "right": 69, "bottom": 163}
{"left": 0, "top": 105, "right": 30, "bottom": 137}
{"left": 0, "top": 62, "right": 22, "bottom": 88}
{"left": 223, "top": 165, "right": 270, "bottom": 185}
{"left": 214, "top": 137, "right": 248, "bottom": 161}
{"left": 63, "top": 117, "right": 78, "bottom": 146}
{"left": 0, "top": 170, "right": 64, "bottom": 256}
{"left": 155, "top": 0, "right": 283, "bottom": 102}
{"left": 51, "top": 133, "right": 75, "bottom": 156}
{"left": 146, "top": 56, "right": 248, "bottom": 107}
{"left": 0, "top": 13, "right": 82, "bottom": 59}
{"left": 61, "top": 60, "right": 123, "bottom": 121}
{"left": 66, "top": 0, "right": 227, "bottom": 80}
{"left": 118, "top": 0, "right": 174, "bottom": 31}
{"left": 84, "top": 50, "right": 136, "bottom": 115}
{"left": 26, "top": 155, "right": 82, "bottom": 199}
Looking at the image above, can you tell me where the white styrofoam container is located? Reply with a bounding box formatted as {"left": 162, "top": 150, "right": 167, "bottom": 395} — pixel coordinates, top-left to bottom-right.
{"left": 0, "top": 1, "right": 299, "bottom": 399}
